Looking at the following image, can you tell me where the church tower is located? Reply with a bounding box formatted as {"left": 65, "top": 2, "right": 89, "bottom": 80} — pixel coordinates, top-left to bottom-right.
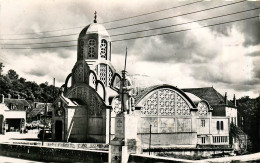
{"left": 77, "top": 12, "right": 111, "bottom": 64}
{"left": 52, "top": 13, "right": 116, "bottom": 143}
{"left": 72, "top": 12, "right": 115, "bottom": 88}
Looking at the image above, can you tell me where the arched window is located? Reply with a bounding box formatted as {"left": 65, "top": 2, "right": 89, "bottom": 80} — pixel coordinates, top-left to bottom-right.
{"left": 88, "top": 39, "right": 96, "bottom": 58}
{"left": 96, "top": 64, "right": 113, "bottom": 87}
{"left": 100, "top": 39, "right": 107, "bottom": 59}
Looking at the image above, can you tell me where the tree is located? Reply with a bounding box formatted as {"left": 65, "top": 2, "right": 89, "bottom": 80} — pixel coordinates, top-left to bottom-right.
{"left": 0, "top": 63, "right": 4, "bottom": 76}
{"left": 7, "top": 69, "right": 19, "bottom": 80}
{"left": 19, "top": 77, "right": 26, "bottom": 83}
{"left": 237, "top": 96, "right": 260, "bottom": 152}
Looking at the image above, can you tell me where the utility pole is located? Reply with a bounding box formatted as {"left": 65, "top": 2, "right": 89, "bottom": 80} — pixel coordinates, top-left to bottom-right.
{"left": 149, "top": 124, "right": 152, "bottom": 155}
{"left": 42, "top": 103, "right": 47, "bottom": 146}
{"left": 53, "top": 78, "right": 55, "bottom": 102}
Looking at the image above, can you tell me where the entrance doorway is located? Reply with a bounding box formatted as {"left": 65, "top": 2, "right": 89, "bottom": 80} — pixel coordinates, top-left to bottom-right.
{"left": 55, "top": 120, "right": 62, "bottom": 141}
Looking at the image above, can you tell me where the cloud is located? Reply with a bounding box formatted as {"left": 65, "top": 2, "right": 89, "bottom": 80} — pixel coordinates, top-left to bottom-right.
{"left": 129, "top": 18, "right": 222, "bottom": 65}
{"left": 246, "top": 50, "right": 260, "bottom": 57}
{"left": 239, "top": 19, "right": 260, "bottom": 46}
{"left": 1, "top": 0, "right": 260, "bottom": 98}
{"left": 253, "top": 57, "right": 260, "bottom": 79}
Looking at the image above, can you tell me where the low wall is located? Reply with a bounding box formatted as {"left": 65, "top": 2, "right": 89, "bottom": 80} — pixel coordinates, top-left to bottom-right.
{"left": 12, "top": 141, "right": 109, "bottom": 150}
{"left": 142, "top": 147, "right": 233, "bottom": 158}
{"left": 0, "top": 143, "right": 108, "bottom": 162}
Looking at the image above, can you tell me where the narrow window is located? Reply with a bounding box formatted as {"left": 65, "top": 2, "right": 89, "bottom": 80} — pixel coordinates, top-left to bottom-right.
{"left": 217, "top": 121, "right": 220, "bottom": 130}
{"left": 88, "top": 39, "right": 96, "bottom": 58}
{"left": 202, "top": 137, "right": 205, "bottom": 144}
{"left": 221, "top": 121, "right": 224, "bottom": 130}
{"left": 201, "top": 120, "right": 205, "bottom": 127}
{"left": 100, "top": 39, "right": 107, "bottom": 59}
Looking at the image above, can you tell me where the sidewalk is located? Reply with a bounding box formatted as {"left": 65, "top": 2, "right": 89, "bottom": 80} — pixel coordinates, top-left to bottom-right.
{"left": 197, "top": 152, "right": 260, "bottom": 163}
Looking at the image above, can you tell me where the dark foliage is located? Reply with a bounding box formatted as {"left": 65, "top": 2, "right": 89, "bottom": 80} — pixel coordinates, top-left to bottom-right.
{"left": 0, "top": 63, "right": 59, "bottom": 103}
{"left": 237, "top": 96, "right": 260, "bottom": 152}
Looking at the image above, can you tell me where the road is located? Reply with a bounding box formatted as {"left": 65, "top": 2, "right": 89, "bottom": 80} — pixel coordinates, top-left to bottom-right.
{"left": 0, "top": 130, "right": 39, "bottom": 144}
{"left": 0, "top": 156, "right": 43, "bottom": 163}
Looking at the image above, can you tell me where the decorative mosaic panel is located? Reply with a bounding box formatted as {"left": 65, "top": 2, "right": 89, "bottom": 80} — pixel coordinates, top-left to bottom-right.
{"left": 78, "top": 40, "right": 84, "bottom": 60}
{"left": 107, "top": 67, "right": 113, "bottom": 87}
{"left": 96, "top": 102, "right": 102, "bottom": 115}
{"left": 142, "top": 92, "right": 158, "bottom": 115}
{"left": 100, "top": 39, "right": 107, "bottom": 58}
{"left": 99, "top": 64, "right": 107, "bottom": 86}
{"left": 88, "top": 39, "right": 96, "bottom": 58}
{"left": 66, "top": 87, "right": 104, "bottom": 116}
{"left": 73, "top": 64, "right": 84, "bottom": 83}
{"left": 89, "top": 94, "right": 96, "bottom": 115}
{"left": 89, "top": 73, "right": 96, "bottom": 87}
{"left": 158, "top": 89, "right": 175, "bottom": 115}
{"left": 198, "top": 102, "right": 208, "bottom": 115}
{"left": 84, "top": 68, "right": 88, "bottom": 83}
{"left": 141, "top": 88, "right": 191, "bottom": 116}
{"left": 176, "top": 93, "right": 190, "bottom": 115}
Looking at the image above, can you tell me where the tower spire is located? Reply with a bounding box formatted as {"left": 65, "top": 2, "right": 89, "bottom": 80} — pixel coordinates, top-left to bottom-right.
{"left": 94, "top": 11, "right": 97, "bottom": 23}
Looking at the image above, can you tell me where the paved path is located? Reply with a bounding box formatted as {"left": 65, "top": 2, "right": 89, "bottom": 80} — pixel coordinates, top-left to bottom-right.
{"left": 0, "top": 156, "right": 42, "bottom": 163}
{"left": 198, "top": 152, "right": 260, "bottom": 162}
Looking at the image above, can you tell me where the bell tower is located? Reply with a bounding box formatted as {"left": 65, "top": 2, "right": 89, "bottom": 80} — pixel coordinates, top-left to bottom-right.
{"left": 77, "top": 11, "right": 111, "bottom": 66}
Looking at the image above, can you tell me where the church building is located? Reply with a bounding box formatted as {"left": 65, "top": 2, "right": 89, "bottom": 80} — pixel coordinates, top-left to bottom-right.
{"left": 51, "top": 15, "right": 239, "bottom": 150}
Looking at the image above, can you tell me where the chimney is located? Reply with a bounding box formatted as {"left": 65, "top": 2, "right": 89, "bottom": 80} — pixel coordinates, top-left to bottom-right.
{"left": 0, "top": 94, "right": 4, "bottom": 103}
{"left": 60, "top": 87, "right": 64, "bottom": 96}
{"left": 7, "top": 94, "right": 11, "bottom": 99}
{"left": 224, "top": 92, "right": 228, "bottom": 105}
{"left": 233, "top": 94, "right": 237, "bottom": 107}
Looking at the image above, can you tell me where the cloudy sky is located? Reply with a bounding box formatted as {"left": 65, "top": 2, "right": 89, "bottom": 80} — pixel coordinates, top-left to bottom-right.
{"left": 0, "top": 0, "right": 260, "bottom": 99}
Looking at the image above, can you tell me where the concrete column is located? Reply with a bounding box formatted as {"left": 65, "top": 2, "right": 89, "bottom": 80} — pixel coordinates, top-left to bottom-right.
{"left": 109, "top": 113, "right": 141, "bottom": 163}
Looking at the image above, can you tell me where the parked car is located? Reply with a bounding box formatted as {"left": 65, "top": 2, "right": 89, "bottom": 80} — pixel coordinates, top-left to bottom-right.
{"left": 20, "top": 128, "right": 28, "bottom": 134}
{"left": 31, "top": 121, "right": 40, "bottom": 128}
{"left": 37, "top": 129, "right": 52, "bottom": 139}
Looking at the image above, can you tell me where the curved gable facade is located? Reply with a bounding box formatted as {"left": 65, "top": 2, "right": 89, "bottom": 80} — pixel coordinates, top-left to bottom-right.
{"left": 134, "top": 85, "right": 198, "bottom": 147}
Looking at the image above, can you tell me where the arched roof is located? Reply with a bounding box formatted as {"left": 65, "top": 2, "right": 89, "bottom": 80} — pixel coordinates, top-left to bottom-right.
{"left": 134, "top": 84, "right": 196, "bottom": 108}
{"left": 79, "top": 23, "right": 110, "bottom": 37}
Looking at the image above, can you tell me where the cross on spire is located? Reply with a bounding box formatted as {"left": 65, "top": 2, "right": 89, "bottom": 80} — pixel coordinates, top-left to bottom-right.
{"left": 94, "top": 11, "right": 97, "bottom": 23}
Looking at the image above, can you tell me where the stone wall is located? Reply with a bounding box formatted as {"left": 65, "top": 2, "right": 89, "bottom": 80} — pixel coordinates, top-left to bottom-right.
{"left": 0, "top": 143, "right": 108, "bottom": 162}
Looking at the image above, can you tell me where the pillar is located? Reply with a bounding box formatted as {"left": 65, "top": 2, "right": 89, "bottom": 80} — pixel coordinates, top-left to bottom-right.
{"left": 109, "top": 113, "right": 141, "bottom": 163}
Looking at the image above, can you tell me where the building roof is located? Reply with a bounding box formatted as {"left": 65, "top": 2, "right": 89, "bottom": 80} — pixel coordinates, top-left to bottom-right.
{"left": 182, "top": 87, "right": 235, "bottom": 107}
{"left": 185, "top": 92, "right": 202, "bottom": 105}
{"left": 28, "top": 103, "right": 53, "bottom": 117}
{"left": 4, "top": 98, "right": 32, "bottom": 111}
{"left": 79, "top": 23, "right": 110, "bottom": 37}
